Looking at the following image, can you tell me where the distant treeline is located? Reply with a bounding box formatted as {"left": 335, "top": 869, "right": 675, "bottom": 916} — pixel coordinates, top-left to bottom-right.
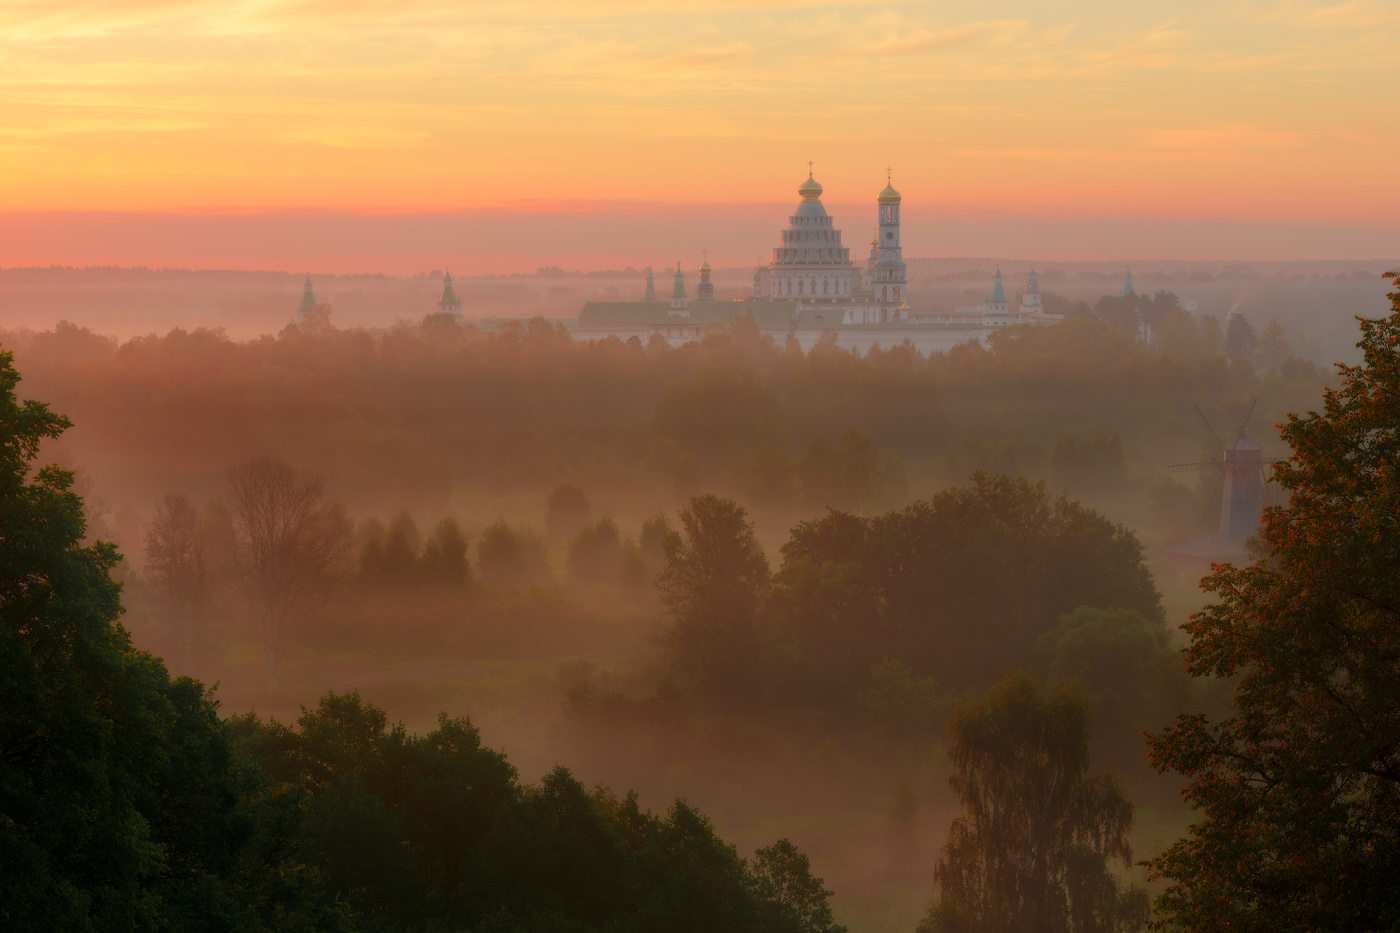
{"left": 1, "top": 297, "right": 1325, "bottom": 533}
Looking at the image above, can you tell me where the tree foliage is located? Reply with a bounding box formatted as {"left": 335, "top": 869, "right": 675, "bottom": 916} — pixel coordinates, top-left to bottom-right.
{"left": 143, "top": 492, "right": 208, "bottom": 662}
{"left": 231, "top": 690, "right": 844, "bottom": 933}
{"left": 226, "top": 456, "right": 353, "bottom": 688}
{"left": 1145, "top": 276, "right": 1400, "bottom": 932}
{"left": 656, "top": 494, "right": 770, "bottom": 699}
{"left": 358, "top": 513, "right": 470, "bottom": 588}
{"left": 477, "top": 519, "right": 551, "bottom": 589}
{"left": 921, "top": 675, "right": 1148, "bottom": 933}
{"left": 3, "top": 308, "right": 1322, "bottom": 517}
{"left": 0, "top": 346, "right": 842, "bottom": 932}
{"left": 770, "top": 475, "right": 1163, "bottom": 698}
{"left": 0, "top": 348, "right": 343, "bottom": 932}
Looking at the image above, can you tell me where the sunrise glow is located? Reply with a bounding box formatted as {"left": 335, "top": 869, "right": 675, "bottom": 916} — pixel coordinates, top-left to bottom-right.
{"left": 2, "top": 0, "right": 1397, "bottom": 230}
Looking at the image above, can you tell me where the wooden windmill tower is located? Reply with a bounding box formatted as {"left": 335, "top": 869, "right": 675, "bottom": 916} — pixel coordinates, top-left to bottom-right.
{"left": 1165, "top": 401, "right": 1282, "bottom": 571}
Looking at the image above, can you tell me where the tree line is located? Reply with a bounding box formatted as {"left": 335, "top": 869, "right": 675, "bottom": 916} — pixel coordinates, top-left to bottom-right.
{"left": 0, "top": 300, "right": 1323, "bottom": 536}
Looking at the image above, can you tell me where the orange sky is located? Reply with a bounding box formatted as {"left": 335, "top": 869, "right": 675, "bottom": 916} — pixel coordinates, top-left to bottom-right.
{"left": 2, "top": 1, "right": 1398, "bottom": 266}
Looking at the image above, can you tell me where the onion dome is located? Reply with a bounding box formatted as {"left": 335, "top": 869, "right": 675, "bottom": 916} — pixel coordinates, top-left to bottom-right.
{"left": 700, "top": 258, "right": 712, "bottom": 274}
{"left": 878, "top": 181, "right": 901, "bottom": 202}
{"left": 798, "top": 171, "right": 824, "bottom": 201}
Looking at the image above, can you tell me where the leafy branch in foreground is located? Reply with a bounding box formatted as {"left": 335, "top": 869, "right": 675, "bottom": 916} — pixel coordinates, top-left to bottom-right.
{"left": 1146, "top": 274, "right": 1400, "bottom": 932}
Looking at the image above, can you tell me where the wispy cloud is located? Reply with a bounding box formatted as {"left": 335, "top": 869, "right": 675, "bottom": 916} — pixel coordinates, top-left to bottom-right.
{"left": 0, "top": 1, "right": 1394, "bottom": 219}
{"left": 646, "top": 42, "right": 752, "bottom": 71}
{"left": 850, "top": 19, "right": 1031, "bottom": 58}
{"left": 1142, "top": 125, "right": 1307, "bottom": 150}
{"left": 1075, "top": 20, "right": 1190, "bottom": 70}
{"left": 1248, "top": 0, "right": 1400, "bottom": 31}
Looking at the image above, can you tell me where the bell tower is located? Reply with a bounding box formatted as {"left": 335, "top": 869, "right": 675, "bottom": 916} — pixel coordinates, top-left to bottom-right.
{"left": 696, "top": 250, "right": 714, "bottom": 300}
{"left": 873, "top": 170, "right": 907, "bottom": 319}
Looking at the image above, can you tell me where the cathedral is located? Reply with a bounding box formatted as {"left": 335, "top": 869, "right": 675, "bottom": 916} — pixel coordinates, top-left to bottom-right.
{"left": 761, "top": 166, "right": 910, "bottom": 325}
{"left": 568, "top": 166, "right": 1062, "bottom": 354}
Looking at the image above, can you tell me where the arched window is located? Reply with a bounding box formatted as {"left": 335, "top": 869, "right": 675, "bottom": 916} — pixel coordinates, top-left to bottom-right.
{"left": 810, "top": 279, "right": 817, "bottom": 294}
{"left": 894, "top": 286, "right": 901, "bottom": 300}
{"left": 881, "top": 286, "right": 887, "bottom": 300}
{"left": 798, "top": 279, "right": 804, "bottom": 295}
{"left": 823, "top": 280, "right": 829, "bottom": 295}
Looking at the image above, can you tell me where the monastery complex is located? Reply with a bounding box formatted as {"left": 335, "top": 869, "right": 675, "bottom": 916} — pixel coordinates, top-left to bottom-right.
{"left": 294, "top": 167, "right": 1066, "bottom": 354}
{"left": 569, "top": 167, "right": 1062, "bottom": 355}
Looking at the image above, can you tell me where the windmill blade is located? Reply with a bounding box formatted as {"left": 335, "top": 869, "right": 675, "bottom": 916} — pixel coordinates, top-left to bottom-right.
{"left": 1232, "top": 398, "right": 1258, "bottom": 445}
{"left": 1194, "top": 404, "right": 1225, "bottom": 451}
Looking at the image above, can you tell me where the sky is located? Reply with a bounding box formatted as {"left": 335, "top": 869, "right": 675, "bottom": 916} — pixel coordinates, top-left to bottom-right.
{"left": 2, "top": 0, "right": 1398, "bottom": 270}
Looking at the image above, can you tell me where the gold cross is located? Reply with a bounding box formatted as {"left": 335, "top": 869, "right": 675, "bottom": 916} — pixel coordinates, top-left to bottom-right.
{"left": 808, "top": 160, "right": 814, "bottom": 177}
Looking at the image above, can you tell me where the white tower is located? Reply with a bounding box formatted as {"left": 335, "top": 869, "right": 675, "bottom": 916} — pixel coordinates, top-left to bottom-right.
{"left": 984, "top": 266, "right": 1009, "bottom": 316}
{"left": 1021, "top": 269, "right": 1043, "bottom": 314}
{"left": 872, "top": 170, "right": 907, "bottom": 321}
{"left": 670, "top": 261, "right": 689, "bottom": 314}
{"left": 438, "top": 270, "right": 462, "bottom": 318}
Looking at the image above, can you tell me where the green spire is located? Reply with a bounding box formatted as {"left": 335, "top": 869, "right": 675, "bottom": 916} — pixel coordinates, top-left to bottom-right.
{"left": 989, "top": 266, "right": 1006, "bottom": 302}
{"left": 1121, "top": 269, "right": 1135, "bottom": 298}
{"left": 298, "top": 275, "right": 318, "bottom": 313}
{"left": 439, "top": 270, "right": 459, "bottom": 307}
{"left": 643, "top": 268, "right": 657, "bottom": 301}
{"left": 671, "top": 262, "right": 687, "bottom": 300}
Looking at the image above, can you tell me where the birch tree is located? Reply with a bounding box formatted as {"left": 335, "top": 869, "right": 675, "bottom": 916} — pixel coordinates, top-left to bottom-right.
{"left": 921, "top": 675, "right": 1149, "bottom": 933}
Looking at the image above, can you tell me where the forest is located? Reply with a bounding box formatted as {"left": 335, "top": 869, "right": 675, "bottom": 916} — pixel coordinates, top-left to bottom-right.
{"left": 5, "top": 275, "right": 1399, "bottom": 933}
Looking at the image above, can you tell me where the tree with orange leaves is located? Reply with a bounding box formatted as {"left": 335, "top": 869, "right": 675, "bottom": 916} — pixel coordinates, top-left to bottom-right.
{"left": 1146, "top": 274, "right": 1400, "bottom": 932}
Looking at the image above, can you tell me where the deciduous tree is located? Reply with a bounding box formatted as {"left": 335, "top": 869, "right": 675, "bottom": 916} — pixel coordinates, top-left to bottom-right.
{"left": 143, "top": 492, "right": 207, "bottom": 663}
{"left": 749, "top": 838, "right": 847, "bottom": 933}
{"left": 226, "top": 456, "right": 351, "bottom": 689}
{"left": 657, "top": 494, "right": 770, "bottom": 700}
{"left": 1145, "top": 275, "right": 1400, "bottom": 932}
{"left": 921, "top": 675, "right": 1149, "bottom": 933}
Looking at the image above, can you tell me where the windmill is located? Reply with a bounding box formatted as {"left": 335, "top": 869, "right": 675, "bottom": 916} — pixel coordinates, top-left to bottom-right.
{"left": 1165, "top": 401, "right": 1283, "bottom": 570}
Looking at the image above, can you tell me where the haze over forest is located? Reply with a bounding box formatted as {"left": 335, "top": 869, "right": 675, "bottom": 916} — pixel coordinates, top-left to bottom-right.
{"left": 7, "top": 1, "right": 1400, "bottom": 930}
{"left": 5, "top": 256, "right": 1391, "bottom": 930}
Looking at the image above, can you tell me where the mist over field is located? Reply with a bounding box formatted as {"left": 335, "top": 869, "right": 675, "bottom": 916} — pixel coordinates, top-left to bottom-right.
{"left": 8, "top": 0, "right": 1400, "bottom": 923}
{"left": 8, "top": 259, "right": 1388, "bottom": 930}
